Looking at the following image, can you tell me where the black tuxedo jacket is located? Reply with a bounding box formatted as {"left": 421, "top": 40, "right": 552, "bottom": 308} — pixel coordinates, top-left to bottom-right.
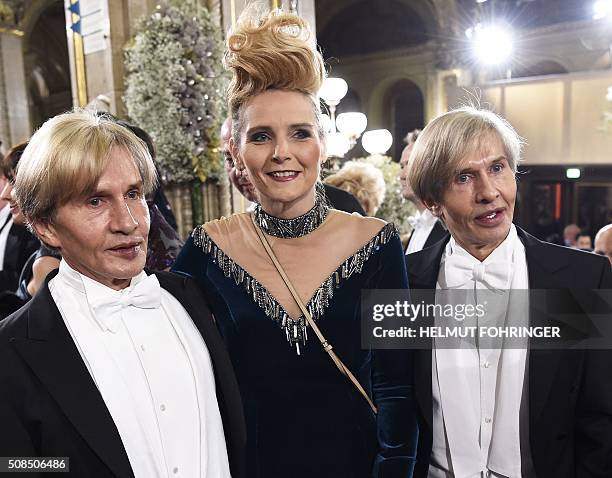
{"left": 0, "top": 222, "right": 38, "bottom": 292}
{"left": 0, "top": 270, "right": 246, "bottom": 478}
{"left": 405, "top": 220, "right": 448, "bottom": 253}
{"left": 323, "top": 183, "right": 367, "bottom": 215}
{"left": 406, "top": 227, "right": 612, "bottom": 478}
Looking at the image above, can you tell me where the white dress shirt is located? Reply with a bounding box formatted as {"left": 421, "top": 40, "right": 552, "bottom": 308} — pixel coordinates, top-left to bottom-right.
{"left": 49, "top": 261, "right": 231, "bottom": 478}
{"left": 0, "top": 205, "right": 13, "bottom": 270}
{"left": 429, "top": 225, "right": 532, "bottom": 478}
{"left": 406, "top": 209, "right": 439, "bottom": 254}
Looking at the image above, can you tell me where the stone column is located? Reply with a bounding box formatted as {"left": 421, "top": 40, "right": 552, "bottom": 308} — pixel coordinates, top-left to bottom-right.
{"left": 64, "top": 0, "right": 154, "bottom": 115}
{"left": 0, "top": 31, "right": 31, "bottom": 147}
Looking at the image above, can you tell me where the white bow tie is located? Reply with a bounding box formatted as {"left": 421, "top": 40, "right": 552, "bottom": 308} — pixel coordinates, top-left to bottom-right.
{"left": 443, "top": 254, "right": 510, "bottom": 290}
{"left": 89, "top": 274, "right": 162, "bottom": 333}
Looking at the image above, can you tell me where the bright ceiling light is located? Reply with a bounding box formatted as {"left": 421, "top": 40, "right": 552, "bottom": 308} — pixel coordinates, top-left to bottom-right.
{"left": 319, "top": 77, "right": 348, "bottom": 106}
{"left": 465, "top": 24, "right": 477, "bottom": 39}
{"left": 594, "top": 0, "right": 612, "bottom": 20}
{"left": 320, "top": 113, "right": 334, "bottom": 134}
{"left": 362, "top": 129, "right": 393, "bottom": 155}
{"left": 336, "top": 112, "right": 367, "bottom": 138}
{"left": 472, "top": 24, "right": 513, "bottom": 65}
{"left": 326, "top": 131, "right": 351, "bottom": 158}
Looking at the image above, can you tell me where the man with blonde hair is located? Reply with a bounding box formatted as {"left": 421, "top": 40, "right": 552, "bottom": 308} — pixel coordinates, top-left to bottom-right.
{"left": 406, "top": 106, "right": 612, "bottom": 478}
{"left": 0, "top": 109, "right": 245, "bottom": 477}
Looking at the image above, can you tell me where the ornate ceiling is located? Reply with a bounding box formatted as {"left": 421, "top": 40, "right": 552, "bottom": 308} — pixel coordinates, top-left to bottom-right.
{"left": 316, "top": 0, "right": 594, "bottom": 60}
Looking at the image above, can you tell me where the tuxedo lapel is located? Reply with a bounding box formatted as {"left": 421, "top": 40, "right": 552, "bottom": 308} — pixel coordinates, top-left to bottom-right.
{"left": 3, "top": 224, "right": 21, "bottom": 271}
{"left": 517, "top": 228, "right": 568, "bottom": 423}
{"left": 518, "top": 227, "right": 571, "bottom": 289}
{"left": 406, "top": 238, "right": 449, "bottom": 432}
{"left": 10, "top": 272, "right": 134, "bottom": 478}
{"left": 423, "top": 221, "right": 448, "bottom": 250}
{"left": 404, "top": 230, "right": 414, "bottom": 253}
{"left": 406, "top": 237, "right": 448, "bottom": 290}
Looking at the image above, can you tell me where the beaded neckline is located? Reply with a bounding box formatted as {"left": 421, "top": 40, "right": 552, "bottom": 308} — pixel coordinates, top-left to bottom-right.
{"left": 253, "top": 195, "right": 329, "bottom": 239}
{"left": 193, "top": 222, "right": 397, "bottom": 354}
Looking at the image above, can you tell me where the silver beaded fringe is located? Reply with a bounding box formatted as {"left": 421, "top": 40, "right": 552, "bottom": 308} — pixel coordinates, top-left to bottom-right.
{"left": 193, "top": 222, "right": 397, "bottom": 354}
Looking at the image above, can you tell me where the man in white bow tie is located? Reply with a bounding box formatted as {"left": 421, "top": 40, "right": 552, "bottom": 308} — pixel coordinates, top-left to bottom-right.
{"left": 399, "top": 129, "right": 447, "bottom": 254}
{"left": 0, "top": 109, "right": 246, "bottom": 478}
{"left": 404, "top": 107, "right": 612, "bottom": 478}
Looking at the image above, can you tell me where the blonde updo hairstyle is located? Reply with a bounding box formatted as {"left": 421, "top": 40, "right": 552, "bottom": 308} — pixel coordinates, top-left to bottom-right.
{"left": 224, "top": 7, "right": 326, "bottom": 144}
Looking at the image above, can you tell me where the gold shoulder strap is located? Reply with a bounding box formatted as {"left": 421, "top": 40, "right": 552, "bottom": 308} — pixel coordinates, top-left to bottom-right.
{"left": 251, "top": 213, "right": 377, "bottom": 414}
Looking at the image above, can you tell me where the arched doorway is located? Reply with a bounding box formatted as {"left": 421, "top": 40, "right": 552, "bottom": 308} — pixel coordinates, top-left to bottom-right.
{"left": 316, "top": 0, "right": 433, "bottom": 160}
{"left": 23, "top": 1, "right": 72, "bottom": 130}
{"left": 383, "top": 79, "right": 424, "bottom": 161}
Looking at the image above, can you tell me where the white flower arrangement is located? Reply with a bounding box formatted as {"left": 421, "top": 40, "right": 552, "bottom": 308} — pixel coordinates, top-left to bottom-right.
{"left": 124, "top": 1, "right": 228, "bottom": 184}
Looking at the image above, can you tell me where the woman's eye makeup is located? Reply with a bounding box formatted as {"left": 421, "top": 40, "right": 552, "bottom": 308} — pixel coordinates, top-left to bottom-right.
{"left": 293, "top": 128, "right": 312, "bottom": 139}
{"left": 248, "top": 131, "right": 270, "bottom": 143}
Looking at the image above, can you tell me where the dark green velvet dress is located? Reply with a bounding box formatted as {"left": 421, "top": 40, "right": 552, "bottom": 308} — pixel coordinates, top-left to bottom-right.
{"left": 172, "top": 222, "right": 417, "bottom": 478}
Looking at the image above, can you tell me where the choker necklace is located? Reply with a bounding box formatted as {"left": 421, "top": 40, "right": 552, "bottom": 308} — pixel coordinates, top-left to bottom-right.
{"left": 254, "top": 193, "right": 329, "bottom": 239}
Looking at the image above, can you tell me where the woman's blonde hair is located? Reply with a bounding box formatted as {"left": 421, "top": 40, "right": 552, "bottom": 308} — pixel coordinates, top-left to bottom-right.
{"left": 224, "top": 7, "right": 326, "bottom": 140}
{"left": 324, "top": 161, "right": 386, "bottom": 216}
{"left": 408, "top": 106, "right": 522, "bottom": 206}
{"left": 14, "top": 108, "right": 157, "bottom": 224}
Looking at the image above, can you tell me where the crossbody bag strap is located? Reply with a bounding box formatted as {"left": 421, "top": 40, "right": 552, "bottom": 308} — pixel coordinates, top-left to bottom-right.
{"left": 251, "top": 213, "right": 377, "bottom": 414}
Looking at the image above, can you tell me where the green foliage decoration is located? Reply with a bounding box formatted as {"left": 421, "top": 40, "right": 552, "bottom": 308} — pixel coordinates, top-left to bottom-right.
{"left": 124, "top": 1, "right": 228, "bottom": 184}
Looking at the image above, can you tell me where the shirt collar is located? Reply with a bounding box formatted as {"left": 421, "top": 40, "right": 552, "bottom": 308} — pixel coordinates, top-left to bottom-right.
{"left": 446, "top": 224, "right": 518, "bottom": 266}
{"left": 419, "top": 209, "right": 437, "bottom": 226}
{"left": 55, "top": 259, "right": 150, "bottom": 331}
{"left": 409, "top": 208, "right": 438, "bottom": 230}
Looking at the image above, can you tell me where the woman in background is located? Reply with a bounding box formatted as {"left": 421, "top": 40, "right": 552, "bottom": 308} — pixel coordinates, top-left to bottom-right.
{"left": 173, "top": 8, "right": 417, "bottom": 478}
{"left": 325, "top": 160, "right": 386, "bottom": 216}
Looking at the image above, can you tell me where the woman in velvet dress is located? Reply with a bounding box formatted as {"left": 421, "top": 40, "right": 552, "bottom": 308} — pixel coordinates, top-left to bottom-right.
{"left": 173, "top": 9, "right": 417, "bottom": 478}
